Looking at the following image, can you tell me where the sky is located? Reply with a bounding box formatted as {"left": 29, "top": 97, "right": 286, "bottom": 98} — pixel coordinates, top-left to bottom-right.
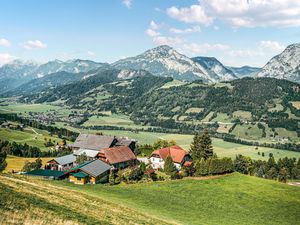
{"left": 0, "top": 0, "right": 299, "bottom": 67}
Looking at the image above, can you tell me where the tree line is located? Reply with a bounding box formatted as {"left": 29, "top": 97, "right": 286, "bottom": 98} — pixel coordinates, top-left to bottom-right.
{"left": 185, "top": 130, "right": 300, "bottom": 183}
{"left": 0, "top": 140, "right": 72, "bottom": 158}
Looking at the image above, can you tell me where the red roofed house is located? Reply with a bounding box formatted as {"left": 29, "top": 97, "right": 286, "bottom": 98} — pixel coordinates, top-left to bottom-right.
{"left": 150, "top": 145, "right": 192, "bottom": 170}
{"left": 97, "top": 146, "right": 137, "bottom": 169}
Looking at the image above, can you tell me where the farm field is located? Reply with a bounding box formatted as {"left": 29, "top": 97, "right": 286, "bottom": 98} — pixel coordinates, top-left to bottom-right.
{"left": 5, "top": 155, "right": 52, "bottom": 172}
{"left": 0, "top": 128, "right": 64, "bottom": 151}
{"left": 83, "top": 114, "right": 152, "bottom": 129}
{"left": 47, "top": 173, "right": 300, "bottom": 225}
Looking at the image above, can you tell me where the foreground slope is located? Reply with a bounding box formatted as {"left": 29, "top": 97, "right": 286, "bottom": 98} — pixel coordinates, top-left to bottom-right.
{"left": 1, "top": 173, "right": 299, "bottom": 225}
{"left": 0, "top": 174, "right": 170, "bottom": 225}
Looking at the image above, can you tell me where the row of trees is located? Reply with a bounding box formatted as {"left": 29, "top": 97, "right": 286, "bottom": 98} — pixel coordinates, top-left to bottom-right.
{"left": 0, "top": 140, "right": 72, "bottom": 158}
{"left": 0, "top": 151, "right": 7, "bottom": 172}
{"left": 234, "top": 154, "right": 300, "bottom": 182}
{"left": 188, "top": 130, "right": 300, "bottom": 183}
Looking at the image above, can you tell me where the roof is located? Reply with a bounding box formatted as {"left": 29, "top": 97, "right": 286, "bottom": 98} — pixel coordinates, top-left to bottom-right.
{"left": 115, "top": 137, "right": 136, "bottom": 146}
{"left": 66, "top": 160, "right": 92, "bottom": 173}
{"left": 100, "top": 146, "right": 137, "bottom": 164}
{"left": 80, "top": 160, "right": 112, "bottom": 177}
{"left": 54, "top": 154, "right": 76, "bottom": 166}
{"left": 74, "top": 148, "right": 99, "bottom": 158}
{"left": 70, "top": 134, "right": 115, "bottom": 150}
{"left": 71, "top": 171, "right": 89, "bottom": 178}
{"left": 25, "top": 169, "right": 65, "bottom": 178}
{"left": 183, "top": 161, "right": 193, "bottom": 167}
{"left": 151, "top": 145, "right": 189, "bottom": 164}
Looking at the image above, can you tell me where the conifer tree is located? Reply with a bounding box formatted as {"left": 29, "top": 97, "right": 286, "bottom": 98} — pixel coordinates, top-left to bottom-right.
{"left": 0, "top": 151, "right": 7, "bottom": 172}
{"left": 164, "top": 155, "right": 176, "bottom": 177}
{"left": 190, "top": 130, "right": 213, "bottom": 160}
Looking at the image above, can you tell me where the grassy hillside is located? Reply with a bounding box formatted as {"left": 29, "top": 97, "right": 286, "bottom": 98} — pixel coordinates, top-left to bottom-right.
{"left": 0, "top": 174, "right": 170, "bottom": 225}
{"left": 0, "top": 127, "right": 64, "bottom": 151}
{"left": 1, "top": 173, "right": 299, "bottom": 225}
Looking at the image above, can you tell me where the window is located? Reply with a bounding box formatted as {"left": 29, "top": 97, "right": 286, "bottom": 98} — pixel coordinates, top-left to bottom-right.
{"left": 77, "top": 177, "right": 81, "bottom": 181}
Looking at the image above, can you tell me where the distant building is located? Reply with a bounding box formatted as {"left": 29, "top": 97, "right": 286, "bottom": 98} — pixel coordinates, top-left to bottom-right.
{"left": 46, "top": 154, "right": 76, "bottom": 171}
{"left": 150, "top": 145, "right": 192, "bottom": 170}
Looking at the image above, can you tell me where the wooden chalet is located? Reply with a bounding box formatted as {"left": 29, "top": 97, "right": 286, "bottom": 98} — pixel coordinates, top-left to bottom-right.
{"left": 98, "top": 146, "right": 137, "bottom": 169}
{"left": 66, "top": 159, "right": 112, "bottom": 185}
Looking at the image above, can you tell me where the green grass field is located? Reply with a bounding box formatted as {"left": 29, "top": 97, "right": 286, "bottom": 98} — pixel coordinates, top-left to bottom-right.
{"left": 83, "top": 113, "right": 150, "bottom": 129}
{"left": 48, "top": 173, "right": 300, "bottom": 225}
{"left": 0, "top": 128, "right": 63, "bottom": 151}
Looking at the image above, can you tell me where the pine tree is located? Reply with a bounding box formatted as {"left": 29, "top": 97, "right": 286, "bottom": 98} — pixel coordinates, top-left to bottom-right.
{"left": 278, "top": 167, "right": 288, "bottom": 183}
{"left": 190, "top": 132, "right": 202, "bottom": 160}
{"left": 190, "top": 130, "right": 213, "bottom": 160}
{"left": 164, "top": 155, "right": 176, "bottom": 177}
{"left": 34, "top": 158, "right": 42, "bottom": 170}
{"left": 0, "top": 151, "right": 7, "bottom": 172}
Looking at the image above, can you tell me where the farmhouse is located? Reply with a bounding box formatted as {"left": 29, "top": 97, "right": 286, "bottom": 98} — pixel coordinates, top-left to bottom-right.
{"left": 45, "top": 154, "right": 76, "bottom": 171}
{"left": 150, "top": 145, "right": 192, "bottom": 170}
{"left": 98, "top": 146, "right": 137, "bottom": 169}
{"left": 66, "top": 159, "right": 112, "bottom": 184}
{"left": 70, "top": 133, "right": 136, "bottom": 154}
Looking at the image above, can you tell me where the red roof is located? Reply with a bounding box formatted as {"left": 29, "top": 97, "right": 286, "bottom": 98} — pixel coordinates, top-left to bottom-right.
{"left": 151, "top": 145, "right": 188, "bottom": 164}
{"left": 100, "top": 146, "right": 136, "bottom": 164}
{"left": 183, "top": 161, "right": 193, "bottom": 167}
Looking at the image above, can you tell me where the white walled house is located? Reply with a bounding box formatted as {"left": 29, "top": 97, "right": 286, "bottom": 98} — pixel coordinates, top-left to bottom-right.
{"left": 149, "top": 145, "right": 192, "bottom": 170}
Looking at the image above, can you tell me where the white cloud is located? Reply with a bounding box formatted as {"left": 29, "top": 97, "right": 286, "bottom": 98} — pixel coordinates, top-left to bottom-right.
{"left": 167, "top": 4, "right": 213, "bottom": 26}
{"left": 145, "top": 29, "right": 160, "bottom": 37}
{"left": 153, "top": 36, "right": 183, "bottom": 46}
{"left": 169, "top": 26, "right": 201, "bottom": 34}
{"left": 181, "top": 42, "right": 230, "bottom": 54}
{"left": 87, "top": 51, "right": 96, "bottom": 56}
{"left": 150, "top": 20, "right": 162, "bottom": 30}
{"left": 0, "top": 53, "right": 16, "bottom": 65}
{"left": 259, "top": 41, "right": 285, "bottom": 52}
{"left": 23, "top": 40, "right": 47, "bottom": 50}
{"left": 167, "top": 0, "right": 300, "bottom": 28}
{"left": 145, "top": 21, "right": 164, "bottom": 37}
{"left": 122, "top": 0, "right": 132, "bottom": 9}
{"left": 0, "top": 38, "right": 11, "bottom": 47}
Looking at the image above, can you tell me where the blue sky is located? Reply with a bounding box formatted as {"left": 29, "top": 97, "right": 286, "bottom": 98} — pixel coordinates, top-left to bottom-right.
{"left": 0, "top": 0, "right": 299, "bottom": 67}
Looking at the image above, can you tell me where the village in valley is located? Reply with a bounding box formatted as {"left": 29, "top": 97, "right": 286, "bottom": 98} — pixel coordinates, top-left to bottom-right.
{"left": 24, "top": 132, "right": 194, "bottom": 185}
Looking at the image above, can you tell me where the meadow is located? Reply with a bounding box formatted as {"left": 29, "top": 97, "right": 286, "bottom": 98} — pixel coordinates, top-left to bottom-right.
{"left": 44, "top": 173, "right": 300, "bottom": 225}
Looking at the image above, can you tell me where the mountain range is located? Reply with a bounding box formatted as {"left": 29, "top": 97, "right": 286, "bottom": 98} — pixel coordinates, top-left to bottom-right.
{"left": 0, "top": 43, "right": 299, "bottom": 95}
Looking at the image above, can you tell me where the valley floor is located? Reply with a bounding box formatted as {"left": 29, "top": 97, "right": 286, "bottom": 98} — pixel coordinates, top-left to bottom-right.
{"left": 1, "top": 173, "right": 299, "bottom": 225}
